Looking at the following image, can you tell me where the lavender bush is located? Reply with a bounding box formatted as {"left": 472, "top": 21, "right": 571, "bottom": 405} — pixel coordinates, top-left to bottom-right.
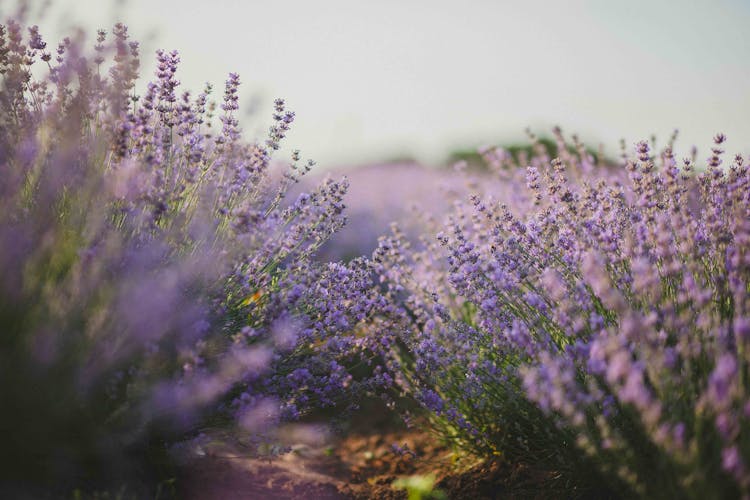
{"left": 4, "top": 8, "right": 749, "bottom": 500}
{"left": 372, "top": 129, "right": 750, "bottom": 498}
{"left": 307, "top": 161, "right": 526, "bottom": 262}
{"left": 0, "top": 17, "right": 372, "bottom": 494}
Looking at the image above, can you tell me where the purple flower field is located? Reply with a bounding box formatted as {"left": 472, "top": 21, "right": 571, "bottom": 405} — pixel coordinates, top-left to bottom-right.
{"left": 2, "top": 7, "right": 750, "bottom": 500}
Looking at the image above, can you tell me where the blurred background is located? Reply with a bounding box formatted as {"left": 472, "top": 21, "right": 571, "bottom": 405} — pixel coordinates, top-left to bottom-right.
{"left": 20, "top": 0, "right": 750, "bottom": 168}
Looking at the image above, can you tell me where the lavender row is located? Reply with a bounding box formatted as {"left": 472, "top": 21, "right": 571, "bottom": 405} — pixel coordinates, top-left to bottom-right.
{"left": 4, "top": 14, "right": 750, "bottom": 499}
{"left": 0, "top": 19, "right": 377, "bottom": 493}
{"left": 368, "top": 129, "right": 750, "bottom": 498}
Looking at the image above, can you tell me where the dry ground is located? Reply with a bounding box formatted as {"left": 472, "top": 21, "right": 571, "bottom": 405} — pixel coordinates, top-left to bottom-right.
{"left": 177, "top": 411, "right": 556, "bottom": 500}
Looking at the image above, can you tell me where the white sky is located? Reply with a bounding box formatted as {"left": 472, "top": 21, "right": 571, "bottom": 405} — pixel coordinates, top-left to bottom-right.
{"left": 14, "top": 0, "right": 750, "bottom": 167}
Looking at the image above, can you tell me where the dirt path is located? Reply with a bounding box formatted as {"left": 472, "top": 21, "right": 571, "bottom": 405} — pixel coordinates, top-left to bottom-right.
{"left": 175, "top": 406, "right": 541, "bottom": 500}
{"left": 180, "top": 452, "right": 351, "bottom": 499}
{"left": 177, "top": 423, "right": 453, "bottom": 499}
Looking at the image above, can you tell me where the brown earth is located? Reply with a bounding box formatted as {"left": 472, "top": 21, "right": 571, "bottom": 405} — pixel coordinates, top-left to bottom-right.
{"left": 178, "top": 426, "right": 473, "bottom": 499}
{"left": 177, "top": 411, "right": 563, "bottom": 500}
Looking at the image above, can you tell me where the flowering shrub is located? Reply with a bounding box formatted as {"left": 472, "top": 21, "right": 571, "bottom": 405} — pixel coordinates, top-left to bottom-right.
{"left": 5, "top": 9, "right": 749, "bottom": 500}
{"left": 0, "top": 17, "right": 372, "bottom": 493}
{"left": 310, "top": 162, "right": 516, "bottom": 262}
{"left": 372, "top": 129, "right": 750, "bottom": 498}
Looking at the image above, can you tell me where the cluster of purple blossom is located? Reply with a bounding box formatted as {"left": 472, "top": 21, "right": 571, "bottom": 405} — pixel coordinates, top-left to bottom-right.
{"left": 306, "top": 161, "right": 522, "bottom": 262}
{"left": 4, "top": 11, "right": 750, "bottom": 500}
{"left": 370, "top": 128, "right": 750, "bottom": 497}
{"left": 0, "top": 18, "right": 376, "bottom": 494}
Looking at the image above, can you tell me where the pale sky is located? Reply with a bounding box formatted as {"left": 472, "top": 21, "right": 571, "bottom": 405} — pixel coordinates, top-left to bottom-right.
{"left": 17, "top": 0, "right": 750, "bottom": 167}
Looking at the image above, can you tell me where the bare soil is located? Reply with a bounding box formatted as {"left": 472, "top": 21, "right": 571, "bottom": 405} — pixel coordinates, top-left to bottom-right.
{"left": 177, "top": 409, "right": 560, "bottom": 500}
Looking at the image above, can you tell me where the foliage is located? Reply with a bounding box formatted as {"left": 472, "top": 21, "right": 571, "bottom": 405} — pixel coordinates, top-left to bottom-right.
{"left": 392, "top": 473, "right": 447, "bottom": 500}
{"left": 372, "top": 128, "right": 750, "bottom": 498}
{"left": 0, "top": 16, "right": 371, "bottom": 494}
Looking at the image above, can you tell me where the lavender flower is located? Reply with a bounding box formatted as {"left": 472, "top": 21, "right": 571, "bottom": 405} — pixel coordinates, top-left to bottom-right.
{"left": 0, "top": 18, "right": 368, "bottom": 495}
{"left": 370, "top": 128, "right": 750, "bottom": 498}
